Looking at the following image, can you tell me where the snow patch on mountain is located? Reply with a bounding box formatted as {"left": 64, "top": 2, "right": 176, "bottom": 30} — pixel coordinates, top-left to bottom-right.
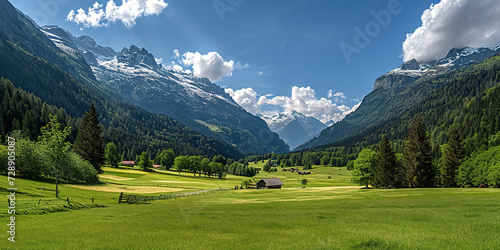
{"left": 375, "top": 46, "right": 500, "bottom": 90}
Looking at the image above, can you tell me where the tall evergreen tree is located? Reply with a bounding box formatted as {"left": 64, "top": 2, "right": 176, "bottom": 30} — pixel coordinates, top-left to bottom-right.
{"left": 74, "top": 104, "right": 105, "bottom": 173}
{"left": 403, "top": 117, "right": 435, "bottom": 188}
{"left": 373, "top": 135, "right": 397, "bottom": 188}
{"left": 12, "top": 118, "right": 20, "bottom": 130}
{"left": 22, "top": 109, "right": 37, "bottom": 140}
{"left": 442, "top": 129, "right": 463, "bottom": 187}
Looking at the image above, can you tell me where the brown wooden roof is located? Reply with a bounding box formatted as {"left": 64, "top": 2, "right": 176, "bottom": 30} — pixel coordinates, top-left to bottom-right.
{"left": 257, "top": 178, "right": 284, "bottom": 186}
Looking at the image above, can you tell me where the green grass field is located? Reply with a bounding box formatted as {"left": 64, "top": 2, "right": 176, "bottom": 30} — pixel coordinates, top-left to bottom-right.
{"left": 99, "top": 164, "right": 356, "bottom": 189}
{"left": 2, "top": 166, "right": 500, "bottom": 249}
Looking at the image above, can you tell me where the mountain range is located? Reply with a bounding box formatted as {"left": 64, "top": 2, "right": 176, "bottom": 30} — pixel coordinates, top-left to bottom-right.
{"left": 40, "top": 25, "right": 288, "bottom": 155}
{"left": 297, "top": 45, "right": 500, "bottom": 150}
{"left": 258, "top": 111, "right": 326, "bottom": 150}
{"left": 0, "top": 0, "right": 250, "bottom": 159}
{"left": 1, "top": 0, "right": 499, "bottom": 160}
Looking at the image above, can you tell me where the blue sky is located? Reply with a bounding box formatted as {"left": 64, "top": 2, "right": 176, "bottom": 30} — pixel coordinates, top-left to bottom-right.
{"left": 14, "top": 0, "right": 497, "bottom": 123}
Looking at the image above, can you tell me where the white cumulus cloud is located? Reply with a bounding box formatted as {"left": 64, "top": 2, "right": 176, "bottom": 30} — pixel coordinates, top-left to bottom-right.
{"left": 328, "top": 90, "right": 346, "bottom": 102}
{"left": 67, "top": 0, "right": 168, "bottom": 28}
{"left": 181, "top": 51, "right": 234, "bottom": 82}
{"left": 225, "top": 88, "right": 261, "bottom": 114}
{"left": 226, "top": 86, "right": 360, "bottom": 124}
{"left": 403, "top": 0, "right": 500, "bottom": 62}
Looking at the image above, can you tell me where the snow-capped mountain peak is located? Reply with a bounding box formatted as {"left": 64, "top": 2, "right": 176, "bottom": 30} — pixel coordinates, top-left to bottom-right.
{"left": 259, "top": 110, "right": 326, "bottom": 150}
{"left": 375, "top": 46, "right": 500, "bottom": 90}
{"left": 117, "top": 45, "right": 161, "bottom": 71}
{"left": 75, "top": 35, "right": 118, "bottom": 60}
{"left": 40, "top": 26, "right": 289, "bottom": 155}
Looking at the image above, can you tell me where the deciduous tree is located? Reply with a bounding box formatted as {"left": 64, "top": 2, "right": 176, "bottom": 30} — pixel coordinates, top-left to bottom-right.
{"left": 105, "top": 142, "right": 121, "bottom": 168}
{"left": 174, "top": 155, "right": 189, "bottom": 174}
{"left": 138, "top": 151, "right": 152, "bottom": 172}
{"left": 38, "top": 114, "right": 71, "bottom": 197}
{"left": 352, "top": 149, "right": 376, "bottom": 188}
{"left": 155, "top": 148, "right": 175, "bottom": 170}
{"left": 301, "top": 178, "right": 308, "bottom": 187}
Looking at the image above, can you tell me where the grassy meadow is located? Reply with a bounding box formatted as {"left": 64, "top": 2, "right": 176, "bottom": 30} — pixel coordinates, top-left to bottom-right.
{"left": 2, "top": 165, "right": 500, "bottom": 249}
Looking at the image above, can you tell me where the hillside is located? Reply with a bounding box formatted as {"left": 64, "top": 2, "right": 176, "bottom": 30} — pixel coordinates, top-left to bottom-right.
{"left": 297, "top": 47, "right": 500, "bottom": 151}
{"left": 0, "top": 0, "right": 242, "bottom": 159}
{"left": 40, "top": 26, "right": 289, "bottom": 156}
{"left": 301, "top": 53, "right": 500, "bottom": 154}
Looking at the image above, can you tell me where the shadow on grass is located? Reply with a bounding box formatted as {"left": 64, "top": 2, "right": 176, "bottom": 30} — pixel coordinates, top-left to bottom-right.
{"left": 351, "top": 238, "right": 397, "bottom": 249}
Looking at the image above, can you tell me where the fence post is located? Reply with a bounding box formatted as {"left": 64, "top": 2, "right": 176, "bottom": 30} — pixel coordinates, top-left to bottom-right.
{"left": 119, "top": 192, "right": 123, "bottom": 204}
{"left": 92, "top": 197, "right": 94, "bottom": 203}
{"left": 38, "top": 199, "right": 41, "bottom": 207}
{"left": 67, "top": 198, "right": 70, "bottom": 205}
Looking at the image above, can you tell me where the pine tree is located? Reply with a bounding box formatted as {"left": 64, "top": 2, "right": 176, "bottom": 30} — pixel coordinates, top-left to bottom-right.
{"left": 11, "top": 118, "right": 20, "bottom": 130}
{"left": 442, "top": 129, "right": 463, "bottom": 187}
{"left": 403, "top": 117, "right": 435, "bottom": 188}
{"left": 74, "top": 104, "right": 105, "bottom": 173}
{"left": 22, "top": 109, "right": 37, "bottom": 140}
{"left": 373, "top": 135, "right": 397, "bottom": 188}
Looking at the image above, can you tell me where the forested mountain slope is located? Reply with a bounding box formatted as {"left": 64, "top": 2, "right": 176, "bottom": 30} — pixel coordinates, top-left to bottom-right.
{"left": 297, "top": 47, "right": 500, "bottom": 151}
{"left": 40, "top": 26, "right": 289, "bottom": 156}
{"left": 307, "top": 54, "right": 500, "bottom": 154}
{"left": 0, "top": 0, "right": 243, "bottom": 159}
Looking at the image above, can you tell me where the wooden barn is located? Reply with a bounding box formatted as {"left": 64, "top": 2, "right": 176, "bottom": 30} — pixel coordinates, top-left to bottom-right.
{"left": 256, "top": 178, "right": 284, "bottom": 189}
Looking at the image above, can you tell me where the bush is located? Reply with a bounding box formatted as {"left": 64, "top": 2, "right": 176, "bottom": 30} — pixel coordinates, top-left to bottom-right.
{"left": 7, "top": 137, "right": 98, "bottom": 183}
{"left": 16, "top": 139, "right": 49, "bottom": 178}
{"left": 62, "top": 152, "right": 99, "bottom": 183}
{"left": 456, "top": 145, "right": 500, "bottom": 187}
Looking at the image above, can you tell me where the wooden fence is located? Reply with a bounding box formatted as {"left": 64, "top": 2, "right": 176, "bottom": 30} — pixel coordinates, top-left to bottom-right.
{"left": 118, "top": 188, "right": 231, "bottom": 204}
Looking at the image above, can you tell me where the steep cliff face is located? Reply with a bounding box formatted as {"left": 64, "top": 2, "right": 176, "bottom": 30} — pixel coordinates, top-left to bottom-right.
{"left": 374, "top": 74, "right": 420, "bottom": 90}
{"left": 374, "top": 47, "right": 500, "bottom": 90}
{"left": 297, "top": 46, "right": 500, "bottom": 151}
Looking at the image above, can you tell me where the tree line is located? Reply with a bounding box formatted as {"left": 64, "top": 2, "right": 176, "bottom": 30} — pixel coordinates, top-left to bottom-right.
{"left": 113, "top": 149, "right": 258, "bottom": 178}
{"left": 0, "top": 115, "right": 98, "bottom": 184}
{"left": 245, "top": 148, "right": 358, "bottom": 171}
{"left": 351, "top": 118, "right": 500, "bottom": 188}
